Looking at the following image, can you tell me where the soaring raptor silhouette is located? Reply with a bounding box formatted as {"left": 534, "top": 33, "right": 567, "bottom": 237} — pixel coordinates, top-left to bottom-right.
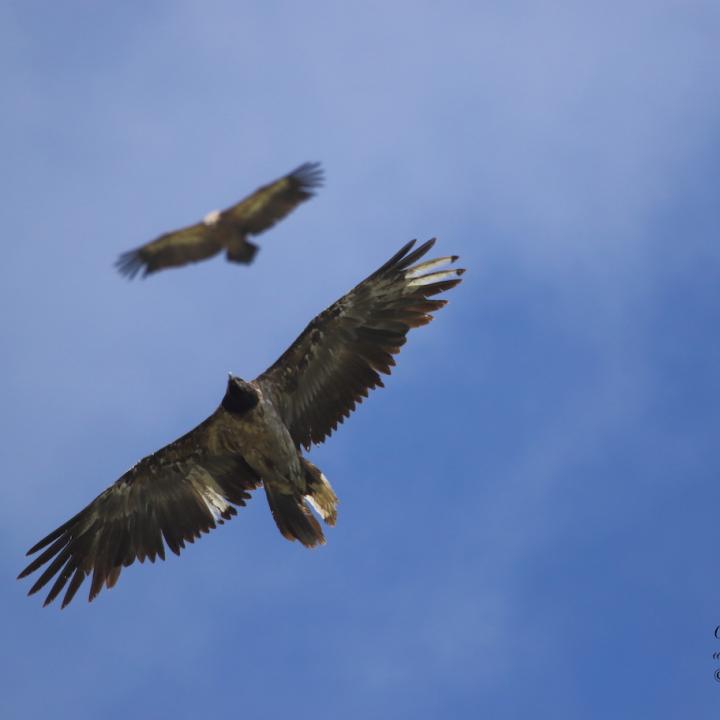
{"left": 20, "top": 239, "right": 463, "bottom": 607}
{"left": 116, "top": 162, "right": 323, "bottom": 278}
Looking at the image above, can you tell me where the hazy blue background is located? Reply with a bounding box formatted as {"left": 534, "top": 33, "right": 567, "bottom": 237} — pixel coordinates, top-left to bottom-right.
{"left": 2, "top": 1, "right": 719, "bottom": 717}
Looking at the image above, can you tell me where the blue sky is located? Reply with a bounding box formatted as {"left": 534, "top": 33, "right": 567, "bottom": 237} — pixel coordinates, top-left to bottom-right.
{"left": 2, "top": 1, "right": 719, "bottom": 717}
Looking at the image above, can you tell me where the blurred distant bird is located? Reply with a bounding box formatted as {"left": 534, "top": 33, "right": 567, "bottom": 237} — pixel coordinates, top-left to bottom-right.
{"left": 20, "top": 239, "right": 463, "bottom": 607}
{"left": 116, "top": 162, "right": 323, "bottom": 278}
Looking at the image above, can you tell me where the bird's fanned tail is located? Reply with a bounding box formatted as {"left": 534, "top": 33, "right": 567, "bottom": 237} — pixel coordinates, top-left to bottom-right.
{"left": 263, "top": 483, "right": 326, "bottom": 548}
{"left": 226, "top": 239, "right": 259, "bottom": 264}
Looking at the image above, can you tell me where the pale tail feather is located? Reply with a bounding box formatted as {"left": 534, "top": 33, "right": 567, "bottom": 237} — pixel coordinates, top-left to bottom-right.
{"left": 301, "top": 457, "right": 338, "bottom": 526}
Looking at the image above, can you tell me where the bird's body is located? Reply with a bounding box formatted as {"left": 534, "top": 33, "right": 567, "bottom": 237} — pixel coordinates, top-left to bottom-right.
{"left": 116, "top": 162, "right": 323, "bottom": 278}
{"left": 222, "top": 379, "right": 331, "bottom": 546}
{"left": 20, "top": 239, "right": 463, "bottom": 607}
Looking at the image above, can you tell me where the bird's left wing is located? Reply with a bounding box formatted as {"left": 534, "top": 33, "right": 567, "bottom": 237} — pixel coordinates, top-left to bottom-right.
{"left": 116, "top": 222, "right": 223, "bottom": 278}
{"left": 222, "top": 162, "right": 323, "bottom": 236}
{"left": 256, "top": 239, "right": 464, "bottom": 451}
{"left": 18, "top": 423, "right": 260, "bottom": 608}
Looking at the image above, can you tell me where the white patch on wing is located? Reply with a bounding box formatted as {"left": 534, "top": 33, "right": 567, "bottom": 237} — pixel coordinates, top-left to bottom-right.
{"left": 407, "top": 269, "right": 462, "bottom": 286}
{"left": 405, "top": 256, "right": 457, "bottom": 278}
{"left": 203, "top": 209, "right": 221, "bottom": 226}
{"left": 200, "top": 486, "right": 230, "bottom": 520}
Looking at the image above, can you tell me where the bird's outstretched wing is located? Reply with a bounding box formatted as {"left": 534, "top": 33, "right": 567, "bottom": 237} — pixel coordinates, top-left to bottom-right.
{"left": 222, "top": 161, "right": 323, "bottom": 235}
{"left": 256, "top": 239, "right": 464, "bottom": 450}
{"left": 116, "top": 223, "right": 222, "bottom": 278}
{"left": 18, "top": 421, "right": 260, "bottom": 608}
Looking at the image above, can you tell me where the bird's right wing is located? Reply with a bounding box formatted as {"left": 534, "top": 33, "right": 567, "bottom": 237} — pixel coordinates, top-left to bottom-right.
{"left": 116, "top": 223, "right": 223, "bottom": 278}
{"left": 222, "top": 162, "right": 323, "bottom": 236}
{"left": 18, "top": 419, "right": 261, "bottom": 608}
{"left": 256, "top": 239, "right": 464, "bottom": 450}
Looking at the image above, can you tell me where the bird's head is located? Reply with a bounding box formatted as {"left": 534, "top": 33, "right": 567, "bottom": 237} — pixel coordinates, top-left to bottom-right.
{"left": 203, "top": 209, "right": 222, "bottom": 226}
{"left": 222, "top": 375, "right": 259, "bottom": 415}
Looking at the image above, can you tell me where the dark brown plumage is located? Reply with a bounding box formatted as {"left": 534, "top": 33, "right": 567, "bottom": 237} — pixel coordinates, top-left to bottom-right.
{"left": 20, "top": 239, "right": 463, "bottom": 607}
{"left": 116, "top": 162, "right": 323, "bottom": 278}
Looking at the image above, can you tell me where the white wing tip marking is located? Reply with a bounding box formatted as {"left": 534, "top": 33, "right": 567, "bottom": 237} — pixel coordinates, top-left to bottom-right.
{"left": 405, "top": 255, "right": 458, "bottom": 279}
{"left": 407, "top": 268, "right": 463, "bottom": 287}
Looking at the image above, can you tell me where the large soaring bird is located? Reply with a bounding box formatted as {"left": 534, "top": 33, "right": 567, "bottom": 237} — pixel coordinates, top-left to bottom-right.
{"left": 116, "top": 162, "right": 323, "bottom": 278}
{"left": 20, "top": 239, "right": 463, "bottom": 607}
